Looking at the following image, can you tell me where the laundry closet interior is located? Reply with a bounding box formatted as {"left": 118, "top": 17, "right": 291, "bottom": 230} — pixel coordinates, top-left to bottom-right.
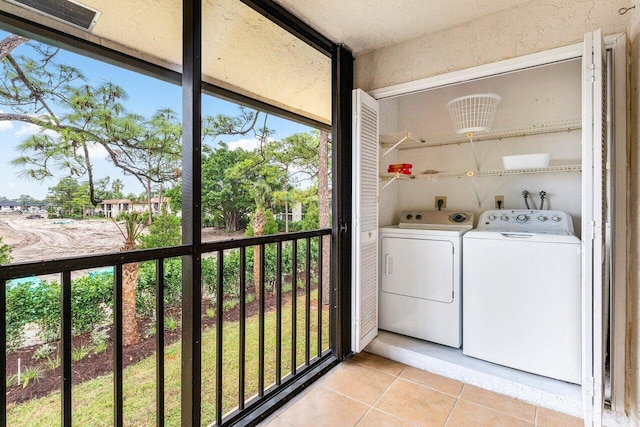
{"left": 351, "top": 32, "right": 627, "bottom": 424}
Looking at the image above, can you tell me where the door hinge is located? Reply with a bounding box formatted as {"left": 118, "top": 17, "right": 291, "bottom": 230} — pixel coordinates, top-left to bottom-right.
{"left": 587, "top": 64, "right": 596, "bottom": 83}
{"left": 339, "top": 221, "right": 348, "bottom": 233}
{"left": 584, "top": 376, "right": 595, "bottom": 396}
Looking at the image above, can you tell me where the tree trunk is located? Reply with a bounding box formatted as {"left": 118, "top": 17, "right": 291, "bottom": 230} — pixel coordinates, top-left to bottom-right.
{"left": 318, "top": 130, "right": 331, "bottom": 305}
{"left": 284, "top": 171, "right": 289, "bottom": 233}
{"left": 145, "top": 178, "right": 153, "bottom": 225}
{"left": 252, "top": 206, "right": 267, "bottom": 296}
{"left": 121, "top": 240, "right": 141, "bottom": 346}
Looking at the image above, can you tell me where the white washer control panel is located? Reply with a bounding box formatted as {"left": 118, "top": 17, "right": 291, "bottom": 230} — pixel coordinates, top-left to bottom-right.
{"left": 477, "top": 209, "right": 575, "bottom": 234}
{"left": 398, "top": 210, "right": 474, "bottom": 230}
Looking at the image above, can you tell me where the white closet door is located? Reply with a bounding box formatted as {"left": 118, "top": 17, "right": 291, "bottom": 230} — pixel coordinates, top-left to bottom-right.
{"left": 351, "top": 89, "right": 379, "bottom": 353}
{"left": 581, "top": 29, "right": 606, "bottom": 427}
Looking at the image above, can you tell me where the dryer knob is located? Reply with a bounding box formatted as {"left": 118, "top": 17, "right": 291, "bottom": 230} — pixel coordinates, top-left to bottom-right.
{"left": 516, "top": 214, "right": 528, "bottom": 223}
{"left": 488, "top": 214, "right": 497, "bottom": 221}
{"left": 551, "top": 216, "right": 561, "bottom": 222}
{"left": 500, "top": 215, "right": 509, "bottom": 222}
{"left": 406, "top": 214, "right": 413, "bottom": 220}
{"left": 537, "top": 215, "right": 547, "bottom": 222}
{"left": 416, "top": 214, "right": 422, "bottom": 220}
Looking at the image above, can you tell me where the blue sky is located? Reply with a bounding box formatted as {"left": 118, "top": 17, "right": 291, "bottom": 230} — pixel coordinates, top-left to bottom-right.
{"left": 0, "top": 31, "right": 313, "bottom": 200}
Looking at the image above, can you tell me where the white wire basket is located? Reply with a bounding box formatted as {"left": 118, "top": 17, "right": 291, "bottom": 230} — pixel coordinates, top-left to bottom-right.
{"left": 446, "top": 93, "right": 501, "bottom": 134}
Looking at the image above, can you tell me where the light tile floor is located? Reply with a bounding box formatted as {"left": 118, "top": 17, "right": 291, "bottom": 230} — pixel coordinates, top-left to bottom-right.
{"left": 263, "top": 352, "right": 583, "bottom": 427}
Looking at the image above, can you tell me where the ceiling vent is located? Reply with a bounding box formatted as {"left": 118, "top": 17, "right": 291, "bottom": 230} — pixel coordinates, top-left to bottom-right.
{"left": 5, "top": 0, "right": 100, "bottom": 31}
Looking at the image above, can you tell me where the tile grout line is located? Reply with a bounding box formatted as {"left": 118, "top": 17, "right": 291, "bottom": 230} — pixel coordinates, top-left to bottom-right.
{"left": 534, "top": 406, "right": 539, "bottom": 427}
{"left": 443, "top": 382, "right": 465, "bottom": 426}
{"left": 457, "top": 386, "right": 538, "bottom": 424}
{"left": 355, "top": 366, "right": 409, "bottom": 426}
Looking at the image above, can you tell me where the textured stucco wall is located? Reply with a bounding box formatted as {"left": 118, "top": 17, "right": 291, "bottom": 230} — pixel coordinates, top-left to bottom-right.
{"left": 628, "top": 8, "right": 640, "bottom": 426}
{"left": 355, "top": 0, "right": 628, "bottom": 90}
{"left": 355, "top": 0, "right": 639, "bottom": 423}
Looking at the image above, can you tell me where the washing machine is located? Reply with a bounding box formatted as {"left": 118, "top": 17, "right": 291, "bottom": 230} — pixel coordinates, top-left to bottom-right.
{"left": 463, "top": 209, "right": 581, "bottom": 384}
{"left": 379, "top": 210, "right": 474, "bottom": 348}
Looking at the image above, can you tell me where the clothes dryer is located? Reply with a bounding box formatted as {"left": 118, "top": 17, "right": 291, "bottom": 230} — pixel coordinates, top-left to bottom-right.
{"left": 379, "top": 210, "right": 473, "bottom": 348}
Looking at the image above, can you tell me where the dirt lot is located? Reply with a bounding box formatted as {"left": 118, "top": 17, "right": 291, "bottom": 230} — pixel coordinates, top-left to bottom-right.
{"left": 0, "top": 214, "right": 244, "bottom": 265}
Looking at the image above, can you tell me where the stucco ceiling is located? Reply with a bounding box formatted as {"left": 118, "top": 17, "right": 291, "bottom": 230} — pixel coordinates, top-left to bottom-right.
{"left": 273, "top": 0, "right": 532, "bottom": 55}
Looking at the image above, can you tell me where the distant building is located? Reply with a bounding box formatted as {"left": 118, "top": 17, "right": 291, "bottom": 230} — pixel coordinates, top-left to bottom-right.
{"left": 0, "top": 200, "right": 21, "bottom": 213}
{"left": 94, "top": 198, "right": 171, "bottom": 218}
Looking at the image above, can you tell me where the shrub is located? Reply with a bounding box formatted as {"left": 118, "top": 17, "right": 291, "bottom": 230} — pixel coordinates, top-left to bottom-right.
{"left": 136, "top": 258, "right": 183, "bottom": 315}
{"left": 5, "top": 273, "right": 113, "bottom": 352}
{"left": 20, "top": 366, "right": 43, "bottom": 388}
{"left": 138, "top": 211, "right": 181, "bottom": 249}
{"left": 32, "top": 343, "right": 55, "bottom": 360}
{"left": 71, "top": 344, "right": 91, "bottom": 362}
{"left": 0, "top": 236, "right": 12, "bottom": 265}
{"left": 245, "top": 208, "right": 278, "bottom": 237}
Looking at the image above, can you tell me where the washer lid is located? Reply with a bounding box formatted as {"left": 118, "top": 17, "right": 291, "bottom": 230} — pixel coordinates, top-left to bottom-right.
{"left": 398, "top": 210, "right": 474, "bottom": 230}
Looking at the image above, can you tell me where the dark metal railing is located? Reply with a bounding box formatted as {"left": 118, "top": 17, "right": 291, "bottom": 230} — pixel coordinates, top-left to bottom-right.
{"left": 0, "top": 229, "right": 332, "bottom": 426}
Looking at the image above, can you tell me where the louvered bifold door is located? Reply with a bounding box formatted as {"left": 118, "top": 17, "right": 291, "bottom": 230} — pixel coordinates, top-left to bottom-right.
{"left": 351, "top": 89, "right": 379, "bottom": 353}
{"left": 581, "top": 29, "right": 607, "bottom": 427}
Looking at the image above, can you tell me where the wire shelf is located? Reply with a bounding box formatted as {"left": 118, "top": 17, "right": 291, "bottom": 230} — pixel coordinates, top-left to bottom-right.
{"left": 380, "top": 164, "right": 582, "bottom": 182}
{"left": 379, "top": 118, "right": 582, "bottom": 150}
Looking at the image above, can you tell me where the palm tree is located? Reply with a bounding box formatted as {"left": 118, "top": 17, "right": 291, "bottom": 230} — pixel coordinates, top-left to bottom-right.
{"left": 111, "top": 179, "right": 124, "bottom": 199}
{"left": 114, "top": 212, "right": 145, "bottom": 346}
{"left": 251, "top": 180, "right": 270, "bottom": 296}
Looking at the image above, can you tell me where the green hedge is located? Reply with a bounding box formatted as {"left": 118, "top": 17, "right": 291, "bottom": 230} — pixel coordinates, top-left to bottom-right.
{"left": 5, "top": 238, "right": 322, "bottom": 352}
{"left": 6, "top": 273, "right": 113, "bottom": 351}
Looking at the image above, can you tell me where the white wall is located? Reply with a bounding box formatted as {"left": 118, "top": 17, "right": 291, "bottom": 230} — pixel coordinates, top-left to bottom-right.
{"left": 379, "top": 59, "right": 582, "bottom": 234}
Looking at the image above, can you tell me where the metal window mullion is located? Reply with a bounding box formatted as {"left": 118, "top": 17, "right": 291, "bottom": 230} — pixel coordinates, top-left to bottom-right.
{"left": 61, "top": 270, "right": 72, "bottom": 427}
{"left": 238, "top": 247, "right": 246, "bottom": 410}
{"left": 305, "top": 238, "right": 311, "bottom": 365}
{"left": 155, "top": 259, "right": 165, "bottom": 427}
{"left": 275, "top": 241, "right": 282, "bottom": 385}
{"left": 258, "top": 244, "right": 265, "bottom": 396}
{"left": 181, "top": 0, "right": 202, "bottom": 425}
{"left": 0, "top": 279, "right": 4, "bottom": 427}
{"left": 317, "top": 237, "right": 323, "bottom": 357}
{"left": 114, "top": 264, "right": 123, "bottom": 427}
{"left": 291, "top": 240, "right": 297, "bottom": 375}
{"left": 216, "top": 251, "right": 224, "bottom": 425}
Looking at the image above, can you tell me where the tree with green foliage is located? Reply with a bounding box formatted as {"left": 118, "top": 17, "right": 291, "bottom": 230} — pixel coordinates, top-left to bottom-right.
{"left": 138, "top": 208, "right": 181, "bottom": 249}
{"left": 0, "top": 237, "right": 12, "bottom": 265}
{"left": 113, "top": 212, "right": 146, "bottom": 346}
{"left": 111, "top": 178, "right": 124, "bottom": 199}
{"left": 0, "top": 35, "right": 181, "bottom": 207}
{"left": 46, "top": 177, "right": 90, "bottom": 217}
{"left": 200, "top": 144, "right": 258, "bottom": 231}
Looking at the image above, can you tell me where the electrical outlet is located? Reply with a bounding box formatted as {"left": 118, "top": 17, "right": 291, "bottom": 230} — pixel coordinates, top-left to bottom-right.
{"left": 434, "top": 196, "right": 447, "bottom": 209}
{"left": 495, "top": 195, "right": 504, "bottom": 209}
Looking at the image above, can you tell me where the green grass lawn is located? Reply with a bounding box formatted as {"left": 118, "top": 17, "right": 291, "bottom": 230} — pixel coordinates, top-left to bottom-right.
{"left": 7, "top": 290, "right": 329, "bottom": 426}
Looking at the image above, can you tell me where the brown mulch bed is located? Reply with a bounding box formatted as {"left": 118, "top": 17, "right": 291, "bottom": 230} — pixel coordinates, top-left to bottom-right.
{"left": 5, "top": 284, "right": 301, "bottom": 406}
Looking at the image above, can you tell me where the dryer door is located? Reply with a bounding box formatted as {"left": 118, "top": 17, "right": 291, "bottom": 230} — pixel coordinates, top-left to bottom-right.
{"left": 380, "top": 237, "right": 454, "bottom": 303}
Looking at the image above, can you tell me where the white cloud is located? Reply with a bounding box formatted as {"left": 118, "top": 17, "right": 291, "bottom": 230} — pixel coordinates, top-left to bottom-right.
{"left": 0, "top": 110, "right": 12, "bottom": 132}
{"left": 227, "top": 137, "right": 260, "bottom": 151}
{"left": 14, "top": 122, "right": 58, "bottom": 138}
{"left": 226, "top": 136, "right": 277, "bottom": 151}
{"left": 85, "top": 143, "right": 109, "bottom": 158}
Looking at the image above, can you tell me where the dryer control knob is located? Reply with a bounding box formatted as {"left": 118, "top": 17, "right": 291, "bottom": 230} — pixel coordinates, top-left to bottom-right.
{"left": 551, "top": 215, "right": 561, "bottom": 222}
{"left": 488, "top": 214, "right": 497, "bottom": 221}
{"left": 537, "top": 215, "right": 547, "bottom": 222}
{"left": 500, "top": 215, "right": 509, "bottom": 222}
{"left": 516, "top": 214, "right": 528, "bottom": 223}
{"left": 416, "top": 214, "right": 422, "bottom": 220}
{"left": 406, "top": 214, "right": 413, "bottom": 220}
